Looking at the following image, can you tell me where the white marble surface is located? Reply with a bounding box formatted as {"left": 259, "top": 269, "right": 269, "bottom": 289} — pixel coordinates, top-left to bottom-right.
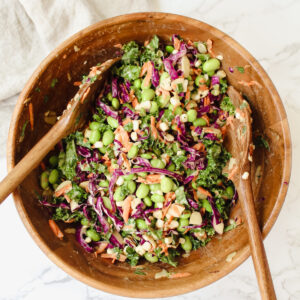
{"left": 0, "top": 1, "right": 299, "bottom": 299}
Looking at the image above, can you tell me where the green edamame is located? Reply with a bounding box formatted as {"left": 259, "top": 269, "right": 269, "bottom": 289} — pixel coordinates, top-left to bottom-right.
{"left": 81, "top": 218, "right": 89, "bottom": 226}
{"left": 166, "top": 45, "right": 174, "bottom": 53}
{"left": 49, "top": 155, "right": 58, "bottom": 167}
{"left": 141, "top": 77, "right": 151, "bottom": 89}
{"left": 86, "top": 228, "right": 101, "bottom": 242}
{"left": 107, "top": 116, "right": 118, "bottom": 128}
{"left": 114, "top": 186, "right": 126, "bottom": 202}
{"left": 174, "top": 106, "right": 183, "bottom": 115}
{"left": 181, "top": 235, "right": 192, "bottom": 251}
{"left": 202, "top": 198, "right": 212, "bottom": 213}
{"left": 202, "top": 58, "right": 220, "bottom": 73}
{"left": 126, "top": 180, "right": 136, "bottom": 194}
{"left": 144, "top": 252, "right": 158, "bottom": 263}
{"left": 150, "top": 101, "right": 159, "bottom": 114}
{"left": 111, "top": 98, "right": 120, "bottom": 109}
{"left": 187, "top": 109, "right": 197, "bottom": 122}
{"left": 89, "top": 121, "right": 101, "bottom": 130}
{"left": 157, "top": 95, "right": 170, "bottom": 108}
{"left": 99, "top": 180, "right": 109, "bottom": 187}
{"left": 151, "top": 193, "right": 165, "bottom": 203}
{"left": 40, "top": 171, "right": 49, "bottom": 189}
{"left": 136, "top": 183, "right": 150, "bottom": 198}
{"left": 193, "top": 118, "right": 207, "bottom": 127}
{"left": 180, "top": 210, "right": 191, "bottom": 219}
{"left": 177, "top": 218, "right": 189, "bottom": 232}
{"left": 103, "top": 196, "right": 112, "bottom": 210}
{"left": 150, "top": 158, "right": 166, "bottom": 169}
{"left": 225, "top": 186, "right": 234, "bottom": 199}
{"left": 49, "top": 169, "right": 59, "bottom": 184}
{"left": 128, "top": 144, "right": 139, "bottom": 159}
{"left": 161, "top": 177, "right": 174, "bottom": 193}
{"left": 102, "top": 130, "right": 115, "bottom": 146}
{"left": 140, "top": 153, "right": 152, "bottom": 159}
{"left": 134, "top": 78, "right": 141, "bottom": 89}
{"left": 150, "top": 183, "right": 161, "bottom": 192}
{"left": 107, "top": 92, "right": 113, "bottom": 101}
{"left": 143, "top": 196, "right": 152, "bottom": 207}
{"left": 89, "top": 129, "right": 101, "bottom": 144}
{"left": 167, "top": 163, "right": 175, "bottom": 171}
{"left": 141, "top": 89, "right": 155, "bottom": 102}
{"left": 123, "top": 173, "right": 135, "bottom": 181}
{"left": 136, "top": 219, "right": 147, "bottom": 230}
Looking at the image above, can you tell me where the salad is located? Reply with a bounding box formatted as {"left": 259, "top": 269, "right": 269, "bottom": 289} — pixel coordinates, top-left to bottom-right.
{"left": 39, "top": 35, "right": 238, "bottom": 267}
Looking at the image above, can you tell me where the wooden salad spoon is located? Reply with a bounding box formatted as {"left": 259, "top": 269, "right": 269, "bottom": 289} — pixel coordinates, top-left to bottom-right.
{"left": 0, "top": 57, "right": 120, "bottom": 204}
{"left": 224, "top": 86, "right": 277, "bottom": 300}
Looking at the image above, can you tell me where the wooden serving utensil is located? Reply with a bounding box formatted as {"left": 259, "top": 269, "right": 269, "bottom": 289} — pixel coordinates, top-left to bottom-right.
{"left": 0, "top": 57, "right": 120, "bottom": 205}
{"left": 224, "top": 86, "right": 277, "bottom": 300}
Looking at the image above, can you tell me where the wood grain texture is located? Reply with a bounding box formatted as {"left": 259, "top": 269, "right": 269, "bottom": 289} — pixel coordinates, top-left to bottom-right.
{"left": 6, "top": 13, "right": 291, "bottom": 298}
{"left": 0, "top": 58, "right": 119, "bottom": 205}
{"left": 225, "top": 86, "right": 276, "bottom": 300}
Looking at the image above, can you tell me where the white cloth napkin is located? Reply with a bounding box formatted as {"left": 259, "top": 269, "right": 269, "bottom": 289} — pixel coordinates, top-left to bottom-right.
{"left": 0, "top": 0, "right": 155, "bottom": 101}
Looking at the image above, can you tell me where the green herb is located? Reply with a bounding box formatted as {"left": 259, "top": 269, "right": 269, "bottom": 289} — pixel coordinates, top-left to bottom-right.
{"left": 236, "top": 66, "right": 245, "bottom": 73}
{"left": 220, "top": 96, "right": 235, "bottom": 115}
{"left": 134, "top": 268, "right": 146, "bottom": 275}
{"left": 124, "top": 122, "right": 133, "bottom": 132}
{"left": 120, "top": 65, "right": 141, "bottom": 81}
{"left": 224, "top": 221, "right": 237, "bottom": 232}
{"left": 122, "top": 41, "right": 140, "bottom": 65}
{"left": 254, "top": 135, "right": 270, "bottom": 150}
{"left": 125, "top": 246, "right": 140, "bottom": 266}
{"left": 66, "top": 183, "right": 88, "bottom": 203}
{"left": 51, "top": 78, "right": 58, "bottom": 88}
{"left": 53, "top": 207, "right": 82, "bottom": 222}
{"left": 35, "top": 87, "right": 41, "bottom": 92}
{"left": 19, "top": 120, "right": 29, "bottom": 142}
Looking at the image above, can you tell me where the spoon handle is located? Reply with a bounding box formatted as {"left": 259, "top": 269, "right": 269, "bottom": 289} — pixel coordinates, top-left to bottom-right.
{"left": 0, "top": 122, "right": 67, "bottom": 204}
{"left": 238, "top": 178, "right": 277, "bottom": 300}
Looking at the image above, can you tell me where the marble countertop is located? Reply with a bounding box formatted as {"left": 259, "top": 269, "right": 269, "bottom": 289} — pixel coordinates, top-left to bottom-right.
{"left": 0, "top": 1, "right": 299, "bottom": 299}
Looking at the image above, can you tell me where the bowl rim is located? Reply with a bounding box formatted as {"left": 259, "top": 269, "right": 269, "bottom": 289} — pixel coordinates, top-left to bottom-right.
{"left": 6, "top": 12, "right": 292, "bottom": 298}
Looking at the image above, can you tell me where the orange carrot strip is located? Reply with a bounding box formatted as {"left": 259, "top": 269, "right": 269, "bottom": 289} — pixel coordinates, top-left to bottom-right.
{"left": 206, "top": 39, "right": 215, "bottom": 57}
{"left": 49, "top": 220, "right": 64, "bottom": 240}
{"left": 29, "top": 102, "right": 34, "bottom": 131}
{"left": 40, "top": 162, "right": 46, "bottom": 171}
{"left": 174, "top": 37, "right": 181, "bottom": 50}
{"left": 94, "top": 242, "right": 109, "bottom": 257}
{"left": 122, "top": 196, "right": 133, "bottom": 223}
{"left": 54, "top": 182, "right": 72, "bottom": 197}
{"left": 197, "top": 186, "right": 212, "bottom": 197}
{"left": 169, "top": 272, "right": 191, "bottom": 279}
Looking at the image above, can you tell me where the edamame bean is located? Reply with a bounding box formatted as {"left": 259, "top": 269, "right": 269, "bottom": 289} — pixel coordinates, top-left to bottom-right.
{"left": 174, "top": 106, "right": 183, "bottom": 115}
{"left": 49, "top": 169, "right": 59, "bottom": 184}
{"left": 127, "top": 180, "right": 136, "bottom": 194}
{"left": 167, "top": 163, "right": 175, "bottom": 171}
{"left": 107, "top": 116, "right": 118, "bottom": 128}
{"left": 136, "top": 219, "right": 147, "bottom": 230}
{"left": 111, "top": 98, "right": 120, "bottom": 109}
{"left": 159, "top": 72, "right": 170, "bottom": 84}
{"left": 193, "top": 118, "right": 207, "bottom": 127}
{"left": 157, "top": 95, "right": 170, "bottom": 108}
{"left": 103, "top": 196, "right": 112, "bottom": 210}
{"left": 143, "top": 196, "right": 152, "bottom": 207}
{"left": 195, "top": 75, "right": 205, "bottom": 87}
{"left": 102, "top": 130, "right": 115, "bottom": 146}
{"left": 141, "top": 89, "right": 155, "bottom": 102}
{"left": 89, "top": 121, "right": 101, "bottom": 130}
{"left": 177, "top": 218, "right": 189, "bottom": 232}
{"left": 153, "top": 148, "right": 161, "bottom": 156}
{"left": 161, "top": 177, "right": 174, "bottom": 193}
{"left": 114, "top": 186, "right": 126, "bottom": 202}
{"left": 136, "top": 183, "right": 150, "bottom": 198}
{"left": 140, "top": 153, "right": 152, "bottom": 159}
{"left": 123, "top": 173, "right": 135, "bottom": 181}
{"left": 202, "top": 58, "right": 220, "bottom": 73}
{"left": 128, "top": 144, "right": 139, "bottom": 159}
{"left": 166, "top": 45, "right": 174, "bottom": 53}
{"left": 107, "top": 92, "right": 113, "bottom": 101}
{"left": 150, "top": 158, "right": 166, "bottom": 169}
{"left": 89, "top": 129, "right": 101, "bottom": 144}
{"left": 172, "top": 143, "right": 180, "bottom": 152}
{"left": 225, "top": 186, "right": 234, "bottom": 199}
{"left": 141, "top": 77, "right": 151, "bottom": 89}
{"left": 150, "top": 183, "right": 161, "bottom": 192}
{"left": 150, "top": 101, "right": 158, "bottom": 114}
{"left": 49, "top": 155, "right": 58, "bottom": 167}
{"left": 202, "top": 199, "right": 212, "bottom": 213}
{"left": 86, "top": 228, "right": 101, "bottom": 242}
{"left": 81, "top": 217, "right": 89, "bottom": 226}
{"left": 180, "top": 211, "right": 191, "bottom": 220}
{"left": 187, "top": 109, "right": 197, "bottom": 122}
{"left": 99, "top": 180, "right": 109, "bottom": 187}
{"left": 181, "top": 236, "right": 192, "bottom": 251}
{"left": 151, "top": 194, "right": 165, "bottom": 203}
{"left": 134, "top": 78, "right": 141, "bottom": 89}
{"left": 144, "top": 252, "right": 158, "bottom": 263}
{"left": 40, "top": 171, "right": 49, "bottom": 189}
{"left": 99, "top": 146, "right": 107, "bottom": 154}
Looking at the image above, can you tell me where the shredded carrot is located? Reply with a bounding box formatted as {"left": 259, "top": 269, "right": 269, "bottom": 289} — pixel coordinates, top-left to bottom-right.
{"left": 192, "top": 142, "right": 205, "bottom": 151}
{"left": 64, "top": 194, "right": 71, "bottom": 203}
{"left": 150, "top": 116, "right": 158, "bottom": 139}
{"left": 144, "top": 40, "right": 149, "bottom": 47}
{"left": 114, "top": 126, "right": 132, "bottom": 152}
{"left": 81, "top": 86, "right": 90, "bottom": 104}
{"left": 174, "top": 37, "right": 181, "bottom": 51}
{"left": 146, "top": 174, "right": 162, "bottom": 183}
{"left": 122, "top": 196, "right": 133, "bottom": 223}
{"left": 113, "top": 43, "right": 123, "bottom": 49}
{"left": 201, "top": 114, "right": 210, "bottom": 126}
{"left": 203, "top": 96, "right": 210, "bottom": 107}
{"left": 94, "top": 242, "right": 109, "bottom": 257}
{"left": 169, "top": 272, "right": 191, "bottom": 279}
{"left": 121, "top": 152, "right": 131, "bottom": 171}
{"left": 193, "top": 190, "right": 198, "bottom": 201}
{"left": 101, "top": 253, "right": 127, "bottom": 262}
{"left": 140, "top": 61, "right": 152, "bottom": 88}
{"left": 29, "top": 102, "right": 34, "bottom": 131}
{"left": 54, "top": 182, "right": 72, "bottom": 197}
{"left": 49, "top": 220, "right": 64, "bottom": 240}
{"left": 206, "top": 39, "right": 215, "bottom": 57}
{"left": 197, "top": 186, "right": 212, "bottom": 197}
{"left": 183, "top": 228, "right": 191, "bottom": 235}
{"left": 40, "top": 162, "right": 46, "bottom": 171}
{"left": 73, "top": 81, "right": 81, "bottom": 86}
{"left": 238, "top": 80, "right": 262, "bottom": 89}
{"left": 199, "top": 84, "right": 209, "bottom": 92}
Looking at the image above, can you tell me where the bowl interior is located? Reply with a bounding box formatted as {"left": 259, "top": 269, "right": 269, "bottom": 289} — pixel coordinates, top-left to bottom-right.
{"left": 7, "top": 13, "right": 291, "bottom": 298}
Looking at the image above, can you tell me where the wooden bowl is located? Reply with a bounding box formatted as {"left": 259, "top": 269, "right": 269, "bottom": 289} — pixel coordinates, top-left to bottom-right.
{"left": 6, "top": 13, "right": 291, "bottom": 298}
